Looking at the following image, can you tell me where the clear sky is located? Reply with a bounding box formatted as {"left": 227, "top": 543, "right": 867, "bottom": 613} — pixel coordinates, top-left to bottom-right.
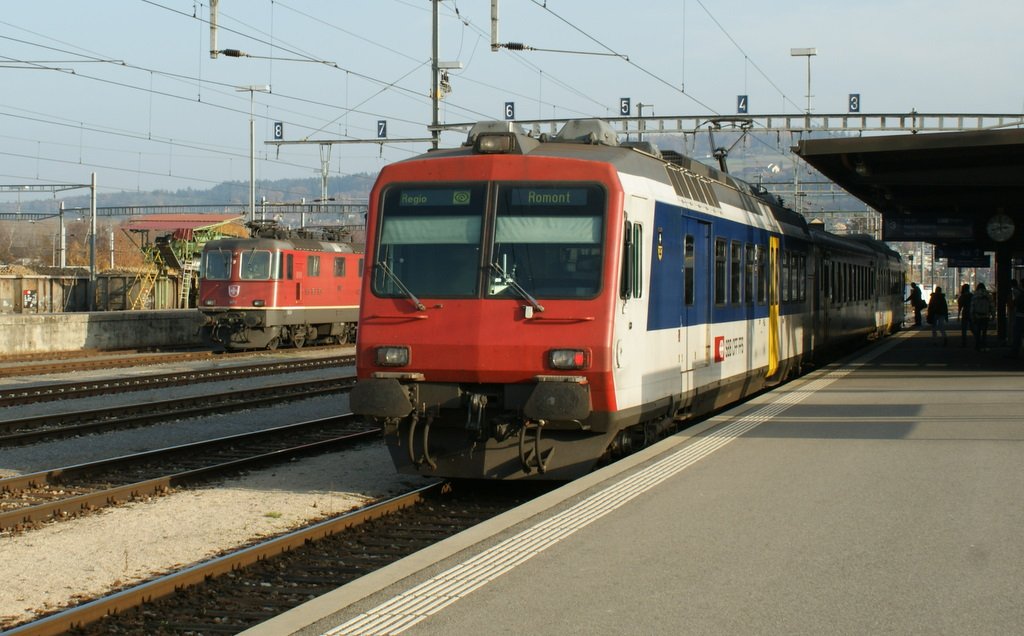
{"left": 2, "top": 0, "right": 1022, "bottom": 205}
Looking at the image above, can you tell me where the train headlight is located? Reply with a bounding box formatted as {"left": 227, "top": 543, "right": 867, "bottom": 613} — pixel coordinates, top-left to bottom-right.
{"left": 252, "top": 299, "right": 266, "bottom": 307}
{"left": 203, "top": 299, "right": 215, "bottom": 306}
{"left": 475, "top": 133, "right": 514, "bottom": 154}
{"left": 376, "top": 346, "right": 410, "bottom": 367}
{"left": 549, "top": 349, "right": 589, "bottom": 370}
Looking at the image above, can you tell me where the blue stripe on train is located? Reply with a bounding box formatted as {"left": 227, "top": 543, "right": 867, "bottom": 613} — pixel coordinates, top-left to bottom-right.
{"left": 646, "top": 200, "right": 804, "bottom": 331}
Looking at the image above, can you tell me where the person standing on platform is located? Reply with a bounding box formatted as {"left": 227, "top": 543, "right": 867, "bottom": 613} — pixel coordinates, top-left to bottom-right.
{"left": 956, "top": 283, "right": 973, "bottom": 347}
{"left": 970, "top": 282, "right": 994, "bottom": 351}
{"left": 906, "top": 282, "right": 925, "bottom": 327}
{"left": 927, "top": 286, "right": 949, "bottom": 345}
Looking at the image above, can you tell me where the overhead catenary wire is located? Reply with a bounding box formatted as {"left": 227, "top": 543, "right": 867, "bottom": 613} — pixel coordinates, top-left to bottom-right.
{"left": 3, "top": 0, "right": 828, "bottom": 198}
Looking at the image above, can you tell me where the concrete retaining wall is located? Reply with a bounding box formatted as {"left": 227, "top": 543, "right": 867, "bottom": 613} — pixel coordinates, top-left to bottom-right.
{"left": 0, "top": 310, "right": 207, "bottom": 355}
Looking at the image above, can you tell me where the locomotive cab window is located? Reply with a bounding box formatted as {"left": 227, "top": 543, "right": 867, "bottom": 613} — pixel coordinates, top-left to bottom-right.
{"left": 203, "top": 250, "right": 232, "bottom": 280}
{"left": 240, "top": 250, "right": 272, "bottom": 280}
{"left": 489, "top": 184, "right": 605, "bottom": 300}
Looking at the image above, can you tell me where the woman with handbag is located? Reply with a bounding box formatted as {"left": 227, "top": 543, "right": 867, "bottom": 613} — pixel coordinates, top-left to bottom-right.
{"left": 906, "top": 282, "right": 925, "bottom": 327}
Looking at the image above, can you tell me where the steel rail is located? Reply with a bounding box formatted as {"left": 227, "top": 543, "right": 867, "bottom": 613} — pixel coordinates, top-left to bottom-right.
{"left": 0, "top": 375, "right": 355, "bottom": 445}
{"left": 2, "top": 482, "right": 445, "bottom": 636}
{"left": 0, "top": 350, "right": 217, "bottom": 379}
{"left": 0, "top": 354, "right": 355, "bottom": 406}
{"left": 0, "top": 417, "right": 379, "bottom": 531}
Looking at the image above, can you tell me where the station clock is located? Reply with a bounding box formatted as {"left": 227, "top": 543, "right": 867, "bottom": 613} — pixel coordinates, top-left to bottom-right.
{"left": 985, "top": 212, "right": 1016, "bottom": 242}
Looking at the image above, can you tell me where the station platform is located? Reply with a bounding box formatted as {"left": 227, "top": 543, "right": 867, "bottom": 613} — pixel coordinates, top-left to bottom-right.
{"left": 245, "top": 324, "right": 1024, "bottom": 636}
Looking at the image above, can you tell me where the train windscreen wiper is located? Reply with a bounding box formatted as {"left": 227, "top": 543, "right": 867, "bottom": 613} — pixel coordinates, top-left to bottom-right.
{"left": 376, "top": 261, "right": 426, "bottom": 311}
{"left": 489, "top": 261, "right": 544, "bottom": 313}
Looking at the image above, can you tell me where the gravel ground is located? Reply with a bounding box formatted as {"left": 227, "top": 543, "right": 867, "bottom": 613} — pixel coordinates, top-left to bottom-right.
{"left": 0, "top": 349, "right": 433, "bottom": 630}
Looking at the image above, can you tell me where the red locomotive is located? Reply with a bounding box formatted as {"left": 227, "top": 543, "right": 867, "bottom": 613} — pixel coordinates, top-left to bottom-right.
{"left": 198, "top": 221, "right": 363, "bottom": 350}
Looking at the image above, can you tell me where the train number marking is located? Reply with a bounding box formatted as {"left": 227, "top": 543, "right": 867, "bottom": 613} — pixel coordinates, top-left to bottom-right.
{"left": 714, "top": 335, "right": 745, "bottom": 362}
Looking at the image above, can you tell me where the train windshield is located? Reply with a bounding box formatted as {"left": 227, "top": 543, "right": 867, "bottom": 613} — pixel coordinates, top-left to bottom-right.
{"left": 203, "top": 250, "right": 232, "bottom": 280}
{"left": 373, "top": 182, "right": 605, "bottom": 300}
{"left": 240, "top": 250, "right": 273, "bottom": 280}
{"left": 489, "top": 184, "right": 605, "bottom": 299}
{"left": 374, "top": 185, "right": 487, "bottom": 298}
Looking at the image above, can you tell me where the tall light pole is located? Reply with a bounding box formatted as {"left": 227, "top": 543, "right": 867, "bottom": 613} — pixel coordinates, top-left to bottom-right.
{"left": 235, "top": 84, "right": 271, "bottom": 223}
{"left": 790, "top": 47, "right": 816, "bottom": 115}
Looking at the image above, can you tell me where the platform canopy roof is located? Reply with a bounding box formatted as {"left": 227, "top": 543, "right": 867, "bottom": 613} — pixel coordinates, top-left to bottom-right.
{"left": 794, "top": 128, "right": 1024, "bottom": 250}
{"left": 125, "top": 213, "right": 243, "bottom": 232}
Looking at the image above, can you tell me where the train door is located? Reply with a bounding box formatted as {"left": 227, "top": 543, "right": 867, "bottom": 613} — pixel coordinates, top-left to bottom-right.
{"left": 819, "top": 256, "right": 830, "bottom": 346}
{"left": 683, "top": 217, "right": 712, "bottom": 370}
{"left": 767, "top": 236, "right": 781, "bottom": 379}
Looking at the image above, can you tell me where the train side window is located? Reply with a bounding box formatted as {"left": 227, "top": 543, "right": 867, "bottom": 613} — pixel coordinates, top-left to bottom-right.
{"left": 630, "top": 223, "right": 643, "bottom": 299}
{"left": 837, "top": 263, "right": 844, "bottom": 303}
{"left": 308, "top": 255, "right": 321, "bottom": 277}
{"left": 358, "top": 258, "right": 364, "bottom": 278}
{"left": 833, "top": 263, "right": 840, "bottom": 303}
{"left": 334, "top": 257, "right": 346, "bottom": 277}
{"left": 841, "top": 263, "right": 848, "bottom": 302}
{"left": 797, "top": 254, "right": 806, "bottom": 302}
{"left": 744, "top": 244, "right": 755, "bottom": 305}
{"left": 730, "top": 241, "right": 742, "bottom": 304}
{"left": 620, "top": 220, "right": 643, "bottom": 300}
{"left": 684, "top": 234, "right": 695, "bottom": 306}
{"left": 795, "top": 253, "right": 802, "bottom": 302}
{"left": 755, "top": 244, "right": 766, "bottom": 304}
{"left": 714, "top": 238, "right": 727, "bottom": 305}
{"left": 823, "top": 262, "right": 831, "bottom": 304}
{"left": 286, "top": 254, "right": 294, "bottom": 280}
{"left": 781, "top": 251, "right": 790, "bottom": 302}
{"left": 849, "top": 264, "right": 854, "bottom": 302}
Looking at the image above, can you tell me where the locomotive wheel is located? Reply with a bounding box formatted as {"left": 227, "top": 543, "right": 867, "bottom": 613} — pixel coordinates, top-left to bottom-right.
{"left": 293, "top": 335, "right": 305, "bottom": 348}
{"left": 266, "top": 337, "right": 280, "bottom": 351}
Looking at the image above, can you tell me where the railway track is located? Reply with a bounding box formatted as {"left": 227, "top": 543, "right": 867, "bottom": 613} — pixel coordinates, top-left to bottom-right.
{"left": 0, "top": 345, "right": 349, "bottom": 378}
{"left": 0, "top": 348, "right": 219, "bottom": 379}
{"left": 0, "top": 416, "right": 379, "bottom": 532}
{"left": 6, "top": 480, "right": 550, "bottom": 636}
{"left": 0, "top": 354, "right": 355, "bottom": 407}
{"left": 0, "top": 374, "right": 356, "bottom": 446}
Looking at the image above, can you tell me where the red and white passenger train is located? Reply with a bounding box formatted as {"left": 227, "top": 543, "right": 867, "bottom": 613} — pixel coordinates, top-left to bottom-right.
{"left": 198, "top": 222, "right": 363, "bottom": 350}
{"left": 350, "top": 119, "right": 904, "bottom": 480}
